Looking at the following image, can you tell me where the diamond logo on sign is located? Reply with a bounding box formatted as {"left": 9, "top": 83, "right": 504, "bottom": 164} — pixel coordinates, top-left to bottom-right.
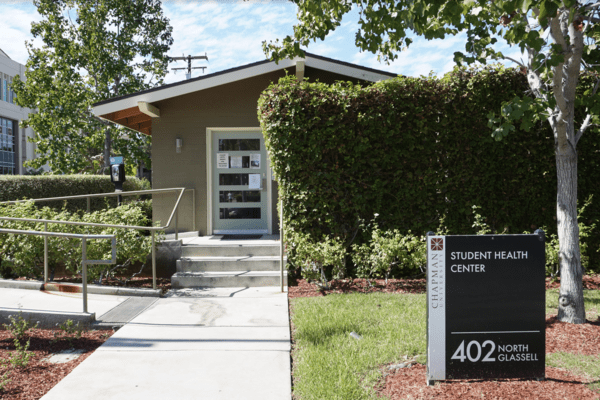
{"left": 431, "top": 238, "right": 444, "bottom": 251}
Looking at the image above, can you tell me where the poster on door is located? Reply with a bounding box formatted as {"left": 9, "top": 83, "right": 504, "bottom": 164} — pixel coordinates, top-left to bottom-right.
{"left": 230, "top": 156, "right": 243, "bottom": 169}
{"left": 250, "top": 154, "right": 261, "bottom": 169}
{"left": 217, "top": 153, "right": 229, "bottom": 169}
{"left": 249, "top": 174, "right": 261, "bottom": 189}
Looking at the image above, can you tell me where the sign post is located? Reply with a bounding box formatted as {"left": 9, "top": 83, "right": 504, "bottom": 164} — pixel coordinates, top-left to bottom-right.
{"left": 426, "top": 231, "right": 545, "bottom": 385}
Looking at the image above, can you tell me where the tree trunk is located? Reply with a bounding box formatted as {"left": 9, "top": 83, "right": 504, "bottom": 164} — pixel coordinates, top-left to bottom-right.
{"left": 104, "top": 127, "right": 112, "bottom": 173}
{"left": 555, "top": 145, "right": 586, "bottom": 324}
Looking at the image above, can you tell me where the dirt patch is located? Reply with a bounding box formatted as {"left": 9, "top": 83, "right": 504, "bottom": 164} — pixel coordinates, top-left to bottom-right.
{"left": 0, "top": 328, "right": 113, "bottom": 399}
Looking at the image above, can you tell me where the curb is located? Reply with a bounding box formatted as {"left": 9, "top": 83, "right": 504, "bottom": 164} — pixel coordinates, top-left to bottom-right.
{"left": 0, "top": 279, "right": 162, "bottom": 297}
{"left": 0, "top": 308, "right": 95, "bottom": 329}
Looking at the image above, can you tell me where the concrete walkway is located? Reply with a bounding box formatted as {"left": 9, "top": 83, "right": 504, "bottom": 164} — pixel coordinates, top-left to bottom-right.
{"left": 41, "top": 287, "right": 291, "bottom": 400}
{"left": 0, "top": 287, "right": 130, "bottom": 327}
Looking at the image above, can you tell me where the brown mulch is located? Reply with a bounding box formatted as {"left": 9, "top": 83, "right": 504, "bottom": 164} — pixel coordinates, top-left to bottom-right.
{"left": 546, "top": 274, "right": 600, "bottom": 290}
{"left": 288, "top": 275, "right": 600, "bottom": 400}
{"left": 0, "top": 328, "right": 113, "bottom": 399}
{"left": 377, "top": 364, "right": 599, "bottom": 400}
{"left": 16, "top": 276, "right": 172, "bottom": 292}
{"left": 288, "top": 274, "right": 600, "bottom": 299}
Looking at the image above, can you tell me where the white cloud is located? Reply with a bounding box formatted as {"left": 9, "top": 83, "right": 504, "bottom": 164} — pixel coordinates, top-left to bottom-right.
{"left": 0, "top": 0, "right": 517, "bottom": 81}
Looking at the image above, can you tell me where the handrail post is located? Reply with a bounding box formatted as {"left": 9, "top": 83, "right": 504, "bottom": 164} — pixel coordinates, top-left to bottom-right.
{"left": 87, "top": 197, "right": 91, "bottom": 213}
{"left": 192, "top": 189, "right": 196, "bottom": 232}
{"left": 44, "top": 222, "right": 48, "bottom": 283}
{"left": 280, "top": 198, "right": 284, "bottom": 293}
{"left": 152, "top": 230, "right": 156, "bottom": 290}
{"left": 81, "top": 238, "right": 88, "bottom": 314}
{"left": 175, "top": 202, "right": 179, "bottom": 240}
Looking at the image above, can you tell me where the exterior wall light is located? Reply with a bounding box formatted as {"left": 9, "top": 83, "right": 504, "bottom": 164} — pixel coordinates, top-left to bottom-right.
{"left": 176, "top": 138, "right": 183, "bottom": 153}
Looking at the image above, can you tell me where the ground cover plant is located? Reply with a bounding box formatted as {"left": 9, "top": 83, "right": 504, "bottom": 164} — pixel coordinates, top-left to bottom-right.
{"left": 288, "top": 276, "right": 600, "bottom": 399}
{"left": 0, "top": 314, "right": 113, "bottom": 399}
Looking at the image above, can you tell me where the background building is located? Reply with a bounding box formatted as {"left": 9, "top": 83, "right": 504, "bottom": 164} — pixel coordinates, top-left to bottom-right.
{"left": 0, "top": 48, "right": 39, "bottom": 175}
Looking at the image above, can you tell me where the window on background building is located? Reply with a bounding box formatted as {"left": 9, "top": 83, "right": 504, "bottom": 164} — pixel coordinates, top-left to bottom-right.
{"left": 0, "top": 117, "right": 15, "bottom": 175}
{"left": 8, "top": 77, "right": 13, "bottom": 103}
{"left": 2, "top": 75, "right": 7, "bottom": 102}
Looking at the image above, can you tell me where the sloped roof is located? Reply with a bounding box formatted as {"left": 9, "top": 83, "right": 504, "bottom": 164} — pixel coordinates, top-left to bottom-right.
{"left": 0, "top": 48, "right": 11, "bottom": 59}
{"left": 92, "top": 52, "right": 398, "bottom": 135}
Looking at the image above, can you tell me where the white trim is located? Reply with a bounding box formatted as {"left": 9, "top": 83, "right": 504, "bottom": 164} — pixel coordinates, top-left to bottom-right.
{"left": 94, "top": 60, "right": 295, "bottom": 117}
{"left": 427, "top": 236, "right": 446, "bottom": 381}
{"left": 206, "top": 127, "right": 270, "bottom": 236}
{"left": 304, "top": 57, "right": 394, "bottom": 82}
{"left": 93, "top": 55, "right": 396, "bottom": 117}
{"left": 137, "top": 101, "right": 160, "bottom": 118}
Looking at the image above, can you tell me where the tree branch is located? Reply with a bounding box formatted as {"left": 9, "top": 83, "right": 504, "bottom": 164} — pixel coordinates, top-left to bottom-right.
{"left": 503, "top": 56, "right": 526, "bottom": 67}
{"left": 575, "top": 113, "right": 591, "bottom": 144}
{"left": 549, "top": 16, "right": 569, "bottom": 117}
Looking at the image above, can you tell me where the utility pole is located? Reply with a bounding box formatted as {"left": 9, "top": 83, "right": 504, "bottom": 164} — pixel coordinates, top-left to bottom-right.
{"left": 169, "top": 53, "right": 209, "bottom": 79}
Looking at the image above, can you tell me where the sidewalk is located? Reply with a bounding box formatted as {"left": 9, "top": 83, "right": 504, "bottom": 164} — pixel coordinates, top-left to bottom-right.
{"left": 41, "top": 287, "right": 292, "bottom": 400}
{"left": 0, "top": 287, "right": 131, "bottom": 327}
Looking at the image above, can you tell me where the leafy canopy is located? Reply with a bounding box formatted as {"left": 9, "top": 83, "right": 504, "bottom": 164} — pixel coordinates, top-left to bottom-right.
{"left": 264, "top": 0, "right": 600, "bottom": 142}
{"left": 12, "top": 0, "right": 173, "bottom": 174}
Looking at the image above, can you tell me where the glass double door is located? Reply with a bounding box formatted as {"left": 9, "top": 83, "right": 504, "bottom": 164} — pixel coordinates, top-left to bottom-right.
{"left": 212, "top": 131, "right": 269, "bottom": 234}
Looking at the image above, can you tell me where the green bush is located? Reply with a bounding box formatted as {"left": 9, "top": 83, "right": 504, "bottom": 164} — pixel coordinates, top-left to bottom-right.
{"left": 0, "top": 175, "right": 150, "bottom": 213}
{"left": 287, "top": 232, "right": 347, "bottom": 285}
{"left": 0, "top": 200, "right": 162, "bottom": 282}
{"left": 351, "top": 217, "right": 426, "bottom": 280}
{"left": 259, "top": 65, "right": 600, "bottom": 276}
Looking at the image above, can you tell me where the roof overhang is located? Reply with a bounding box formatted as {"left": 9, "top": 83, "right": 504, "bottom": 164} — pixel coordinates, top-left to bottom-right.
{"left": 93, "top": 53, "right": 397, "bottom": 135}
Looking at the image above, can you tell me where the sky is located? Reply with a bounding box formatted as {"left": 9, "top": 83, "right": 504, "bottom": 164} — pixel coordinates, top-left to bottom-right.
{"left": 0, "top": 0, "right": 523, "bottom": 84}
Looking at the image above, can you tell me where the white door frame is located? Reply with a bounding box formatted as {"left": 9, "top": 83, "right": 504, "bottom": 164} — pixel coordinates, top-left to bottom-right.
{"left": 206, "top": 127, "right": 272, "bottom": 235}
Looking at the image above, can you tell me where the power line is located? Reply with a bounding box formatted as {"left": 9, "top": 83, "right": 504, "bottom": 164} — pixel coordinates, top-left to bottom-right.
{"left": 169, "top": 53, "right": 209, "bottom": 79}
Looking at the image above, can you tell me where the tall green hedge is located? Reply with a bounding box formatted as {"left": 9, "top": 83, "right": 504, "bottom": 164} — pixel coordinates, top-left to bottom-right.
{"left": 0, "top": 175, "right": 150, "bottom": 212}
{"left": 258, "top": 66, "right": 600, "bottom": 274}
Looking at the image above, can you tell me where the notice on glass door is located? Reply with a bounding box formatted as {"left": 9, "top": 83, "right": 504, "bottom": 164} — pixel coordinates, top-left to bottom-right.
{"left": 230, "top": 156, "right": 243, "bottom": 169}
{"left": 249, "top": 174, "right": 261, "bottom": 189}
{"left": 217, "top": 153, "right": 229, "bottom": 169}
{"left": 250, "top": 154, "right": 261, "bottom": 169}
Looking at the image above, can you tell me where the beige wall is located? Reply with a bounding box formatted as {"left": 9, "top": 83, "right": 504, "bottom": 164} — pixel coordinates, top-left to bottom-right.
{"left": 151, "top": 66, "right": 372, "bottom": 234}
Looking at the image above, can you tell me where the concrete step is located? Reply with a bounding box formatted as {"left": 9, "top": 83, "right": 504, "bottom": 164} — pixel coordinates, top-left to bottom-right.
{"left": 172, "top": 271, "right": 288, "bottom": 288}
{"left": 177, "top": 256, "right": 285, "bottom": 272}
{"left": 181, "top": 244, "right": 282, "bottom": 258}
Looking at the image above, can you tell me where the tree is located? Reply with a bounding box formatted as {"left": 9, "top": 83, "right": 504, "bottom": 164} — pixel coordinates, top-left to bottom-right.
{"left": 264, "top": 0, "right": 600, "bottom": 324}
{"left": 12, "top": 0, "right": 173, "bottom": 174}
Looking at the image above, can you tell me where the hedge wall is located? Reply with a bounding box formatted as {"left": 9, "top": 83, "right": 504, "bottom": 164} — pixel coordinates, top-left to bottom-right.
{"left": 0, "top": 175, "right": 151, "bottom": 212}
{"left": 258, "top": 66, "right": 600, "bottom": 273}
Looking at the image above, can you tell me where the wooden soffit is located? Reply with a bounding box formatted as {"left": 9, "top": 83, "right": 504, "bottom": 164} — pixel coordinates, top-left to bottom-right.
{"left": 100, "top": 104, "right": 157, "bottom": 136}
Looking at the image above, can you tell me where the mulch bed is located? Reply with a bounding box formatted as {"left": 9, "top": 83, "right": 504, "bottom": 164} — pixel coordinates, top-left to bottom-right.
{"left": 288, "top": 275, "right": 600, "bottom": 400}
{"left": 0, "top": 328, "right": 114, "bottom": 399}
{"left": 16, "top": 276, "right": 172, "bottom": 292}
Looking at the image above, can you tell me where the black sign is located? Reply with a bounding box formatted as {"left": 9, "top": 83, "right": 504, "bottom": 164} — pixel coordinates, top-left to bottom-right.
{"left": 427, "top": 233, "right": 545, "bottom": 384}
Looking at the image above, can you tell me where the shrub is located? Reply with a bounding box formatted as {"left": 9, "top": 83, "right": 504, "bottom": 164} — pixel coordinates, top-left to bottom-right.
{"left": 352, "top": 217, "right": 426, "bottom": 280}
{"left": 259, "top": 65, "right": 600, "bottom": 276}
{"left": 0, "top": 175, "right": 150, "bottom": 213}
{"left": 0, "top": 200, "right": 162, "bottom": 282}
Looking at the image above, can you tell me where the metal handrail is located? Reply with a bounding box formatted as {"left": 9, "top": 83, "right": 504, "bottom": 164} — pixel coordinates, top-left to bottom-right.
{"left": 0, "top": 228, "right": 116, "bottom": 313}
{"left": 0, "top": 188, "right": 196, "bottom": 289}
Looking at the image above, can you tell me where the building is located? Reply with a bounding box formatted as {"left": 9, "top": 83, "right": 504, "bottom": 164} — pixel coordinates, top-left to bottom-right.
{"left": 92, "top": 53, "right": 397, "bottom": 235}
{"left": 0, "top": 48, "right": 39, "bottom": 175}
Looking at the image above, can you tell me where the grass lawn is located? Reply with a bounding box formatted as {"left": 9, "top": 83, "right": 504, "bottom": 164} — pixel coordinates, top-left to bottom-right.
{"left": 290, "top": 288, "right": 600, "bottom": 400}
